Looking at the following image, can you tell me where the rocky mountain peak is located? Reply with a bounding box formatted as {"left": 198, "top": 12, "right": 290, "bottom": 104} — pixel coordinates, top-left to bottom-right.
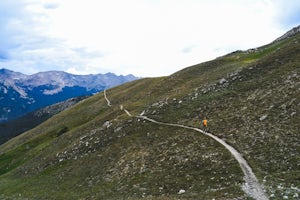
{"left": 0, "top": 68, "right": 27, "bottom": 80}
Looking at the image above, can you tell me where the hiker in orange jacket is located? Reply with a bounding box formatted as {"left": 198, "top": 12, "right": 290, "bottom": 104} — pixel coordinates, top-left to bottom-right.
{"left": 203, "top": 117, "right": 208, "bottom": 132}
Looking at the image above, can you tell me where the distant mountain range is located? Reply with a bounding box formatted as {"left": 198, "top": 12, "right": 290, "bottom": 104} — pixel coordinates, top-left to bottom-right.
{"left": 0, "top": 69, "right": 138, "bottom": 122}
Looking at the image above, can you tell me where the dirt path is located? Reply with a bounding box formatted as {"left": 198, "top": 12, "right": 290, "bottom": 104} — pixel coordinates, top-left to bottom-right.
{"left": 137, "top": 116, "right": 269, "bottom": 200}
{"left": 104, "top": 91, "right": 269, "bottom": 200}
{"left": 103, "top": 89, "right": 112, "bottom": 107}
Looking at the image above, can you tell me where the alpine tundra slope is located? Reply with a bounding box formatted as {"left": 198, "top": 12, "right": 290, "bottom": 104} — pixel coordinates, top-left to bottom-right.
{"left": 0, "top": 26, "right": 299, "bottom": 199}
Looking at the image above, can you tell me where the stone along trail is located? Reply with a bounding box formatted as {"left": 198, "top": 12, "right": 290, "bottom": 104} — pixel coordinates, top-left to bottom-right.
{"left": 103, "top": 90, "right": 269, "bottom": 200}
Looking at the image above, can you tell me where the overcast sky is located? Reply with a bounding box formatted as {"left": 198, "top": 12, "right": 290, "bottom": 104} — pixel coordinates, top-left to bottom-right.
{"left": 0, "top": 0, "right": 300, "bottom": 77}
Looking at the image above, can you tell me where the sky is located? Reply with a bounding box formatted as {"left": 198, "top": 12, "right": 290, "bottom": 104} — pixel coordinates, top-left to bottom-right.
{"left": 0, "top": 0, "right": 300, "bottom": 77}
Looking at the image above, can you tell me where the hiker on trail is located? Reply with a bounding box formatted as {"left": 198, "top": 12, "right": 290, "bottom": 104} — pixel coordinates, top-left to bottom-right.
{"left": 203, "top": 117, "right": 208, "bottom": 132}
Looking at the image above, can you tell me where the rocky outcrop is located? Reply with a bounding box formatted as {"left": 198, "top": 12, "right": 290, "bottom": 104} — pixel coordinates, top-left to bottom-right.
{"left": 274, "top": 25, "right": 300, "bottom": 42}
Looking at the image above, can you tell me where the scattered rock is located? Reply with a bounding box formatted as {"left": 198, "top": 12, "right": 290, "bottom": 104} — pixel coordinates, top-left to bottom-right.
{"left": 103, "top": 121, "right": 112, "bottom": 128}
{"left": 178, "top": 189, "right": 186, "bottom": 194}
{"left": 219, "top": 78, "right": 227, "bottom": 85}
{"left": 114, "top": 127, "right": 122, "bottom": 133}
{"left": 259, "top": 115, "right": 268, "bottom": 121}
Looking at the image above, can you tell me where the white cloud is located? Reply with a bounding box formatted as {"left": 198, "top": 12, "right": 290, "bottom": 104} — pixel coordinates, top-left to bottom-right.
{"left": 0, "top": 0, "right": 299, "bottom": 77}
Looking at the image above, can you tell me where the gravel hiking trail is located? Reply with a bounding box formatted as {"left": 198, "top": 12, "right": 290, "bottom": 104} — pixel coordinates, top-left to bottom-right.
{"left": 104, "top": 91, "right": 269, "bottom": 200}
{"left": 104, "top": 89, "right": 112, "bottom": 107}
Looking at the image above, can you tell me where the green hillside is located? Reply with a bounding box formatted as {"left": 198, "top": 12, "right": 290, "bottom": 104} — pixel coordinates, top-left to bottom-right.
{"left": 0, "top": 29, "right": 299, "bottom": 200}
